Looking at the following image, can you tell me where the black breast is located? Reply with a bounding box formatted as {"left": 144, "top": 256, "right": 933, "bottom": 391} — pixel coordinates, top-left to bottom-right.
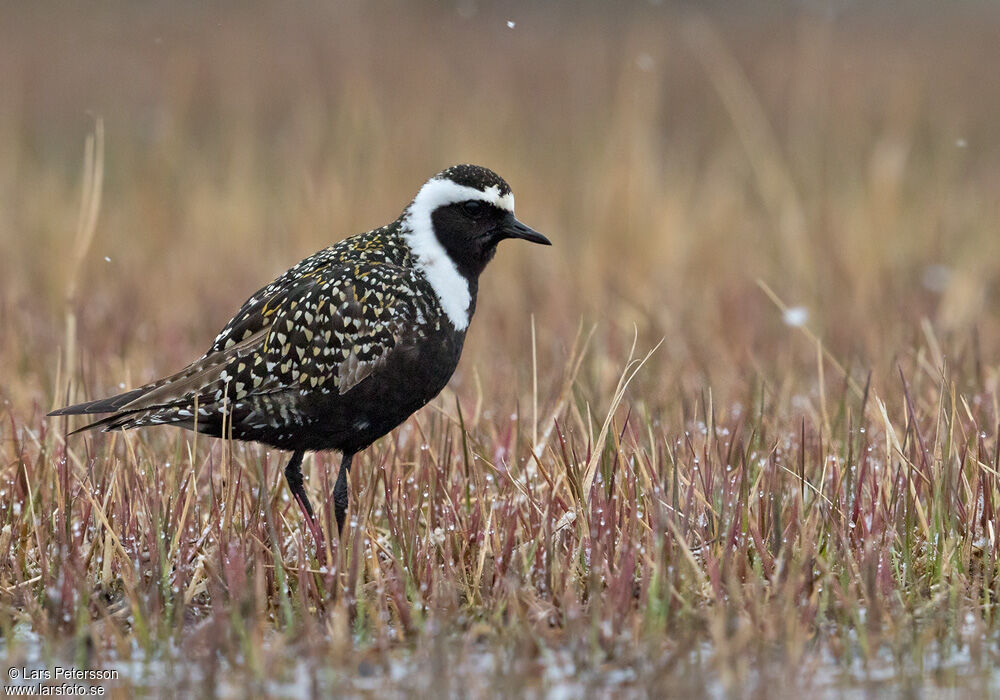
{"left": 241, "top": 321, "right": 466, "bottom": 454}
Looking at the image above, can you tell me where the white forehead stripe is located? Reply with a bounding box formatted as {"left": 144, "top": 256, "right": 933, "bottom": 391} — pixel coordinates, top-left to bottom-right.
{"left": 401, "top": 177, "right": 515, "bottom": 331}
{"left": 409, "top": 178, "right": 515, "bottom": 214}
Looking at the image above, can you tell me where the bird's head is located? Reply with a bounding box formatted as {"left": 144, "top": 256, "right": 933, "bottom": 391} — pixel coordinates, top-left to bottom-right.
{"left": 402, "top": 164, "right": 550, "bottom": 280}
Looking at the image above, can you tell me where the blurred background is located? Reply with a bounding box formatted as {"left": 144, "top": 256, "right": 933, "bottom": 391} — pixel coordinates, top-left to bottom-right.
{"left": 2, "top": 0, "right": 1000, "bottom": 424}
{"left": 6, "top": 3, "right": 1000, "bottom": 694}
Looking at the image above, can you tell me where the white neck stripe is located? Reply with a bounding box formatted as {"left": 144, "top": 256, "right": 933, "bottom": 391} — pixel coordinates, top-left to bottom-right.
{"left": 401, "top": 178, "right": 515, "bottom": 331}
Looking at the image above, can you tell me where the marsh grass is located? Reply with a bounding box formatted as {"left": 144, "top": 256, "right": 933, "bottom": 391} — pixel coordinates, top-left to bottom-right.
{"left": 3, "top": 3, "right": 1000, "bottom": 697}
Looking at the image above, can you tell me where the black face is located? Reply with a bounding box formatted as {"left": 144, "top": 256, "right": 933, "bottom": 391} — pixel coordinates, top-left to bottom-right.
{"left": 431, "top": 199, "right": 551, "bottom": 279}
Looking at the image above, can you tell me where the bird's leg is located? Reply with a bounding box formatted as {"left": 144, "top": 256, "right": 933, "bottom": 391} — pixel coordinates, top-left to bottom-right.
{"left": 333, "top": 452, "right": 354, "bottom": 535}
{"left": 283, "top": 450, "right": 324, "bottom": 554}
{"left": 283, "top": 450, "right": 313, "bottom": 517}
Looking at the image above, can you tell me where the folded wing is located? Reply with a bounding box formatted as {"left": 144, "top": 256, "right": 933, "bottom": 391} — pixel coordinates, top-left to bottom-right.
{"left": 48, "top": 264, "right": 422, "bottom": 435}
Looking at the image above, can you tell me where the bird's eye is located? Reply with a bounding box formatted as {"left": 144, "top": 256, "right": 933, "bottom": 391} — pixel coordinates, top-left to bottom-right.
{"left": 462, "top": 200, "right": 483, "bottom": 217}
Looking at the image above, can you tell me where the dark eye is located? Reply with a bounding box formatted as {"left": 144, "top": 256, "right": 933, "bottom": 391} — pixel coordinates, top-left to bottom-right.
{"left": 462, "top": 200, "right": 483, "bottom": 217}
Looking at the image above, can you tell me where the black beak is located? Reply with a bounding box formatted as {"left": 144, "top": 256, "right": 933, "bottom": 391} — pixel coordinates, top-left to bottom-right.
{"left": 499, "top": 213, "right": 551, "bottom": 246}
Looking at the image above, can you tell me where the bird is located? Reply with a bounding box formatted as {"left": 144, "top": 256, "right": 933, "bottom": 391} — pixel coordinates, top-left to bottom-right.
{"left": 49, "top": 164, "right": 550, "bottom": 537}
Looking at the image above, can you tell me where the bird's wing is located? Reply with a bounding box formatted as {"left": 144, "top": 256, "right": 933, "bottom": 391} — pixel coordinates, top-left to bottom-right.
{"left": 49, "top": 248, "right": 336, "bottom": 419}
{"left": 50, "top": 263, "right": 427, "bottom": 432}
{"left": 209, "top": 225, "right": 409, "bottom": 355}
{"left": 255, "top": 263, "right": 419, "bottom": 397}
{"left": 206, "top": 246, "right": 340, "bottom": 354}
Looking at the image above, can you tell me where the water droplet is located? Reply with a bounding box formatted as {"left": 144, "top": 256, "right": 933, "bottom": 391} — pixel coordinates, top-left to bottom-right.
{"left": 783, "top": 306, "right": 809, "bottom": 327}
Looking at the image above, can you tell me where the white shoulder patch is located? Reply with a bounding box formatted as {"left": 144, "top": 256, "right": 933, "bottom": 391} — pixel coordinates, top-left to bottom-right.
{"left": 401, "top": 178, "right": 515, "bottom": 331}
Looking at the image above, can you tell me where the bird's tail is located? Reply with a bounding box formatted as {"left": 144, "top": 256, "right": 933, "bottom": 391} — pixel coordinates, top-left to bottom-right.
{"left": 48, "top": 328, "right": 269, "bottom": 435}
{"left": 49, "top": 388, "right": 147, "bottom": 417}
{"left": 49, "top": 383, "right": 174, "bottom": 434}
